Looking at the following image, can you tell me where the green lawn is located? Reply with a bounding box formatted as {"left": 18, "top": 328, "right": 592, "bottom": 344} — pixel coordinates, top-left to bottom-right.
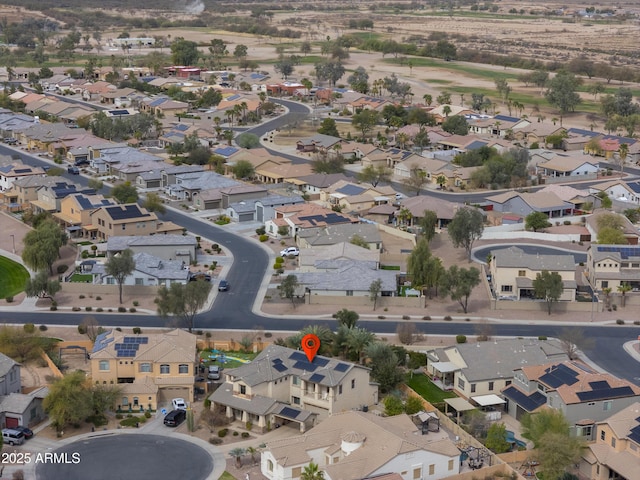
{"left": 0, "top": 256, "right": 29, "bottom": 299}
{"left": 200, "top": 350, "right": 258, "bottom": 370}
{"left": 405, "top": 373, "right": 457, "bottom": 404}
{"left": 220, "top": 472, "right": 237, "bottom": 480}
{"left": 69, "top": 273, "right": 93, "bottom": 283}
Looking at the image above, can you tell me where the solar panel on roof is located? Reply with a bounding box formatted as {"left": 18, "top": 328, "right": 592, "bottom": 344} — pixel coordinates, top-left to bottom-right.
{"left": 334, "top": 363, "right": 349, "bottom": 372}
{"left": 273, "top": 363, "right": 288, "bottom": 373}
{"left": 279, "top": 407, "right": 300, "bottom": 419}
{"left": 629, "top": 425, "right": 640, "bottom": 445}
{"left": 576, "top": 386, "right": 635, "bottom": 402}
{"left": 272, "top": 358, "right": 283, "bottom": 364}
{"left": 314, "top": 357, "right": 329, "bottom": 367}
{"left": 309, "top": 373, "right": 325, "bottom": 383}
{"left": 502, "top": 386, "right": 547, "bottom": 412}
{"left": 293, "top": 360, "right": 317, "bottom": 372}
{"left": 540, "top": 364, "right": 579, "bottom": 388}
{"left": 589, "top": 380, "right": 610, "bottom": 390}
{"left": 289, "top": 351, "right": 307, "bottom": 361}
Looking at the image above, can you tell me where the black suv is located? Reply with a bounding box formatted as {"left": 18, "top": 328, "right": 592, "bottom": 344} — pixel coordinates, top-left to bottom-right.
{"left": 163, "top": 409, "right": 186, "bottom": 427}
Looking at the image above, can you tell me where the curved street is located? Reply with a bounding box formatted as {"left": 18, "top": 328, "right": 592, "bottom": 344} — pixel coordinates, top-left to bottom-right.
{"left": 0, "top": 100, "right": 637, "bottom": 385}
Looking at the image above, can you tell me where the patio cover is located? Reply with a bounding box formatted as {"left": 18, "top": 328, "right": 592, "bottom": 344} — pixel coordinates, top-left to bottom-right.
{"left": 472, "top": 394, "right": 506, "bottom": 407}
{"left": 444, "top": 397, "right": 475, "bottom": 412}
{"left": 431, "top": 361, "right": 459, "bottom": 373}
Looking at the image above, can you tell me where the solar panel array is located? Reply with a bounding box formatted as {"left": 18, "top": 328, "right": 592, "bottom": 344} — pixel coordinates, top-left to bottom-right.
{"left": 576, "top": 386, "right": 635, "bottom": 402}
{"left": 596, "top": 246, "right": 640, "bottom": 260}
{"left": 114, "top": 338, "right": 148, "bottom": 358}
{"left": 502, "top": 386, "right": 547, "bottom": 412}
{"left": 273, "top": 363, "right": 288, "bottom": 373}
{"left": 280, "top": 407, "right": 300, "bottom": 419}
{"left": 293, "top": 360, "right": 317, "bottom": 372}
{"left": 539, "top": 364, "right": 579, "bottom": 388}
{"left": 589, "top": 380, "right": 610, "bottom": 390}
{"left": 107, "top": 205, "right": 149, "bottom": 220}
{"left": 629, "top": 418, "right": 640, "bottom": 445}
{"left": 334, "top": 363, "right": 349, "bottom": 372}
{"left": 93, "top": 332, "right": 114, "bottom": 352}
{"left": 309, "top": 373, "right": 325, "bottom": 383}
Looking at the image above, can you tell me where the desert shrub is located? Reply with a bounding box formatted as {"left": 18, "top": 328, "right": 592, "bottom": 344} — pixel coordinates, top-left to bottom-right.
{"left": 57, "top": 264, "right": 68, "bottom": 274}
{"left": 133, "top": 327, "right": 142, "bottom": 334}
{"left": 209, "top": 437, "right": 223, "bottom": 445}
{"left": 241, "top": 432, "right": 250, "bottom": 438}
{"left": 423, "top": 316, "right": 431, "bottom": 320}
{"left": 78, "top": 324, "right": 87, "bottom": 334}
{"left": 456, "top": 334, "right": 467, "bottom": 344}
{"left": 259, "top": 234, "right": 268, "bottom": 242}
{"left": 378, "top": 315, "right": 386, "bottom": 319}
{"left": 444, "top": 315, "right": 452, "bottom": 321}
{"left": 144, "top": 411, "right": 152, "bottom": 418}
{"left": 5, "top": 296, "right": 13, "bottom": 303}
{"left": 79, "top": 294, "right": 85, "bottom": 299}
{"left": 265, "top": 332, "right": 272, "bottom": 338}
{"left": 538, "top": 335, "right": 547, "bottom": 340}
{"left": 129, "top": 308, "right": 136, "bottom": 313}
{"left": 233, "top": 431, "right": 239, "bottom": 436}
{"left": 85, "top": 306, "right": 92, "bottom": 311}
{"left": 133, "top": 301, "right": 139, "bottom": 307}
{"left": 39, "top": 325, "right": 47, "bottom": 331}
{"left": 402, "top": 315, "right": 410, "bottom": 320}
{"left": 218, "top": 428, "right": 228, "bottom": 437}
{"left": 118, "top": 307, "right": 126, "bottom": 313}
{"left": 96, "top": 307, "right": 103, "bottom": 312}
{"left": 23, "top": 323, "right": 35, "bottom": 334}
{"left": 255, "top": 226, "right": 266, "bottom": 235}
{"left": 616, "top": 319, "right": 625, "bottom": 325}
{"left": 96, "top": 296, "right": 102, "bottom": 300}
{"left": 50, "top": 305, "right": 57, "bottom": 311}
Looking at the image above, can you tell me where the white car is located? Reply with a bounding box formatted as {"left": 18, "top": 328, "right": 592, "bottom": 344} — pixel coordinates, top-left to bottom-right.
{"left": 280, "top": 247, "right": 300, "bottom": 257}
{"left": 171, "top": 398, "right": 187, "bottom": 410}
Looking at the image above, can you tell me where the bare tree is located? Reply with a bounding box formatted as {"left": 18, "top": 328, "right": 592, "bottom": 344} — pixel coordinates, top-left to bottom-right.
{"left": 558, "top": 328, "right": 595, "bottom": 360}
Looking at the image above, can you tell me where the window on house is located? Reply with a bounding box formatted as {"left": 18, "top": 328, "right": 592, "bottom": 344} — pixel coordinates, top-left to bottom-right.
{"left": 135, "top": 278, "right": 144, "bottom": 285}
{"left": 338, "top": 385, "right": 342, "bottom": 395}
{"left": 428, "top": 464, "right": 435, "bottom": 475}
{"left": 122, "top": 397, "right": 128, "bottom": 406}
{"left": 292, "top": 467, "right": 302, "bottom": 478}
{"left": 160, "top": 364, "right": 170, "bottom": 374}
{"left": 470, "top": 384, "right": 476, "bottom": 393}
{"left": 122, "top": 224, "right": 126, "bottom": 230}
{"left": 351, "top": 379, "right": 355, "bottom": 389}
{"left": 611, "top": 437, "right": 616, "bottom": 448}
{"left": 458, "top": 378, "right": 465, "bottom": 389}
{"left": 99, "top": 360, "right": 109, "bottom": 371}
{"left": 139, "top": 363, "right": 151, "bottom": 373}
{"left": 292, "top": 376, "right": 300, "bottom": 385}
{"left": 501, "top": 285, "right": 513, "bottom": 292}
{"left": 505, "top": 380, "right": 512, "bottom": 386}
{"left": 602, "top": 281, "right": 608, "bottom": 288}
{"left": 267, "top": 460, "right": 273, "bottom": 472}
{"left": 600, "top": 430, "right": 605, "bottom": 441}
{"left": 133, "top": 397, "right": 139, "bottom": 406}
{"left": 412, "top": 467, "right": 421, "bottom": 479}
{"left": 518, "top": 270, "right": 526, "bottom": 277}
{"left": 240, "top": 385, "right": 246, "bottom": 395}
{"left": 346, "top": 290, "right": 353, "bottom": 296}
{"left": 603, "top": 401, "right": 612, "bottom": 411}
{"left": 488, "top": 381, "right": 494, "bottom": 391}
{"left": 179, "top": 364, "right": 188, "bottom": 374}
{"left": 448, "top": 459, "right": 454, "bottom": 470}
{"left": 292, "top": 396, "right": 300, "bottom": 405}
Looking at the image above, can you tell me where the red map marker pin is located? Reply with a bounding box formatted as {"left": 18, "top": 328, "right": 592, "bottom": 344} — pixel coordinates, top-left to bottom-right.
{"left": 301, "top": 334, "right": 320, "bottom": 362}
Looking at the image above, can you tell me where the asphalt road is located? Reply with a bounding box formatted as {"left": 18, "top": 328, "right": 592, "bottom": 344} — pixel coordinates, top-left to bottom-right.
{"left": 0, "top": 106, "right": 638, "bottom": 385}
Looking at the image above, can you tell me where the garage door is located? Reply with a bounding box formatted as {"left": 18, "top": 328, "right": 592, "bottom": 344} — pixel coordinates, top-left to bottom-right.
{"left": 5, "top": 417, "right": 18, "bottom": 428}
{"left": 158, "top": 387, "right": 190, "bottom": 406}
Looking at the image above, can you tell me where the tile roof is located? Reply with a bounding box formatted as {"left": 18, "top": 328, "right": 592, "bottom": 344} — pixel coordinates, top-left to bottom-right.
{"left": 91, "top": 328, "right": 196, "bottom": 363}
{"left": 295, "top": 261, "right": 396, "bottom": 292}
{"left": 0, "top": 353, "right": 18, "bottom": 377}
{"left": 492, "top": 246, "right": 576, "bottom": 271}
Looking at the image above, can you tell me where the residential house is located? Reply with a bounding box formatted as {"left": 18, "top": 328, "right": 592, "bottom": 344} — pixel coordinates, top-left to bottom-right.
{"left": 261, "top": 411, "right": 460, "bottom": 480}
{"left": 319, "top": 180, "right": 395, "bottom": 213}
{"left": 159, "top": 165, "right": 206, "bottom": 189}
{"left": 489, "top": 246, "right": 578, "bottom": 301}
{"left": 537, "top": 184, "right": 596, "bottom": 212}
{"left": 298, "top": 242, "right": 380, "bottom": 272}
{"left": 254, "top": 195, "right": 306, "bottom": 224}
{"left": 284, "top": 173, "right": 350, "bottom": 197}
{"left": 339, "top": 142, "right": 378, "bottom": 163}
{"left": 563, "top": 128, "right": 600, "bottom": 151}
{"left": 397, "top": 195, "right": 460, "bottom": 229}
{"left": 99, "top": 88, "right": 138, "bottom": 107}
{"left": 13, "top": 123, "right": 78, "bottom": 151}
{"left": 297, "top": 223, "right": 382, "bottom": 251}
{"left": 90, "top": 329, "right": 198, "bottom": 409}
{"left": 54, "top": 194, "right": 116, "bottom": 237}
{"left": 99, "top": 252, "right": 189, "bottom": 287}
{"left": 166, "top": 171, "right": 239, "bottom": 202}
{"left": 393, "top": 156, "right": 448, "bottom": 182}
{"left": 30, "top": 181, "right": 95, "bottom": 213}
{"left": 294, "top": 260, "right": 396, "bottom": 298}
{"left": 425, "top": 338, "right": 567, "bottom": 399}
{"left": 585, "top": 211, "right": 640, "bottom": 245}
{"left": 347, "top": 95, "right": 391, "bottom": 113}
{"left": 579, "top": 402, "right": 640, "bottom": 480}
{"left": 503, "top": 361, "right": 640, "bottom": 439}
{"left": 429, "top": 105, "right": 476, "bottom": 125}
{"left": 512, "top": 122, "right": 566, "bottom": 147}
{"left": 0, "top": 163, "right": 45, "bottom": 192}
{"left": 296, "top": 134, "right": 342, "bottom": 154}
{"left": 106, "top": 234, "right": 197, "bottom": 263}
{"left": 81, "top": 81, "right": 117, "bottom": 101}
{"left": 485, "top": 191, "right": 575, "bottom": 218}
{"left": 265, "top": 204, "right": 355, "bottom": 238}
{"left": 589, "top": 179, "right": 640, "bottom": 205}
{"left": 87, "top": 204, "right": 159, "bottom": 241}
{"left": 0, "top": 388, "right": 48, "bottom": 429}
{"left": 2, "top": 175, "right": 67, "bottom": 211}
{"left": 0, "top": 112, "right": 36, "bottom": 139}
{"left": 536, "top": 153, "right": 599, "bottom": 180}
{"left": 0, "top": 353, "right": 20, "bottom": 396}
{"left": 139, "top": 96, "right": 188, "bottom": 116}
{"left": 204, "top": 184, "right": 268, "bottom": 215}
{"left": 209, "top": 344, "right": 379, "bottom": 431}
{"left": 89, "top": 145, "right": 163, "bottom": 175}
{"left": 585, "top": 244, "right": 640, "bottom": 292}
{"left": 255, "top": 163, "right": 314, "bottom": 184}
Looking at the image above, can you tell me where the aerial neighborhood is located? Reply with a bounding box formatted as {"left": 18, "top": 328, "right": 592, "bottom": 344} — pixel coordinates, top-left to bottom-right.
{"left": 0, "top": 2, "right": 638, "bottom": 480}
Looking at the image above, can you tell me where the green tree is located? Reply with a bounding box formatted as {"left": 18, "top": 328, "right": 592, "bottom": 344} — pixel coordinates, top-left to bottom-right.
{"left": 545, "top": 70, "right": 582, "bottom": 124}
{"left": 485, "top": 423, "right": 511, "bottom": 453}
{"left": 155, "top": 280, "right": 212, "bottom": 332}
{"left": 357, "top": 165, "right": 391, "bottom": 187}
{"left": 22, "top": 218, "right": 68, "bottom": 274}
{"left": 404, "top": 396, "right": 424, "bottom": 415}
{"left": 349, "top": 234, "right": 370, "bottom": 250}
{"left": 171, "top": 37, "right": 199, "bottom": 65}
{"left": 231, "top": 160, "right": 255, "bottom": 180}
{"left": 105, "top": 249, "right": 135, "bottom": 304}
{"left": 617, "top": 282, "right": 632, "bottom": 307}
{"left": 597, "top": 228, "right": 626, "bottom": 245}
{"left": 347, "top": 327, "right": 376, "bottom": 364}
{"left": 141, "top": 193, "right": 166, "bottom": 214}
{"left": 403, "top": 166, "right": 427, "bottom": 196}
{"left": 365, "top": 342, "right": 403, "bottom": 393}
{"left": 301, "top": 462, "right": 324, "bottom": 480}
{"left": 87, "top": 178, "right": 104, "bottom": 191}
{"left": 441, "top": 115, "right": 469, "bottom": 135}
{"left": 110, "top": 182, "right": 138, "bottom": 204}
{"left": 233, "top": 44, "right": 248, "bottom": 61}
{"left": 419, "top": 210, "right": 438, "bottom": 243}
{"left": 383, "top": 395, "right": 404, "bottom": 416}
{"left": 351, "top": 109, "right": 380, "bottom": 139}
{"left": 533, "top": 270, "right": 564, "bottom": 315}
{"left": 347, "top": 66, "right": 369, "bottom": 93}
{"left": 596, "top": 191, "right": 612, "bottom": 209}
{"left": 525, "top": 212, "right": 551, "bottom": 232}
{"left": 407, "top": 238, "right": 432, "bottom": 292}
{"left": 228, "top": 447, "right": 245, "bottom": 469}
{"left": 44, "top": 370, "right": 93, "bottom": 431}
{"left": 280, "top": 274, "right": 299, "bottom": 308}
{"left": 368, "top": 279, "right": 382, "bottom": 311}
{"left": 335, "top": 308, "right": 359, "bottom": 329}
{"left": 0, "top": 326, "right": 47, "bottom": 363}
{"left": 24, "top": 271, "right": 61, "bottom": 301}
{"left": 448, "top": 207, "right": 484, "bottom": 261}
{"left": 441, "top": 265, "right": 481, "bottom": 314}
{"left": 317, "top": 118, "right": 340, "bottom": 137}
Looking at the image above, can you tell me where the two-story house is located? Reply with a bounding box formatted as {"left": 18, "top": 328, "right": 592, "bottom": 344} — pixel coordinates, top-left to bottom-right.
{"left": 0, "top": 353, "right": 21, "bottom": 396}
{"left": 586, "top": 245, "right": 640, "bottom": 292}
{"left": 579, "top": 402, "right": 640, "bottom": 480}
{"left": 426, "top": 338, "right": 567, "bottom": 399}
{"left": 209, "top": 345, "right": 378, "bottom": 433}
{"left": 489, "top": 246, "right": 578, "bottom": 301}
{"left": 0, "top": 163, "right": 45, "bottom": 192}
{"left": 88, "top": 204, "right": 158, "bottom": 241}
{"left": 54, "top": 194, "right": 116, "bottom": 237}
{"left": 90, "top": 329, "right": 198, "bottom": 410}
{"left": 503, "top": 361, "right": 640, "bottom": 441}
{"left": 261, "top": 411, "right": 460, "bottom": 480}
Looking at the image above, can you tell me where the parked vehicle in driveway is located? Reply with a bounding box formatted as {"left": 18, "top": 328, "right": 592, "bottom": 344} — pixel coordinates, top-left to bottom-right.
{"left": 14, "top": 426, "right": 33, "bottom": 439}
{"left": 171, "top": 398, "right": 187, "bottom": 410}
{"left": 163, "top": 409, "right": 186, "bottom": 427}
{"left": 2, "top": 428, "right": 25, "bottom": 445}
{"left": 208, "top": 365, "right": 221, "bottom": 380}
{"left": 280, "top": 246, "right": 299, "bottom": 257}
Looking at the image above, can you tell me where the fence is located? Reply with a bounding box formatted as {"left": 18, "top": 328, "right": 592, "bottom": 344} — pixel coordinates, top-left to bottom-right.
{"left": 306, "top": 294, "right": 423, "bottom": 308}
{"left": 60, "top": 284, "right": 158, "bottom": 296}
{"left": 41, "top": 351, "right": 63, "bottom": 379}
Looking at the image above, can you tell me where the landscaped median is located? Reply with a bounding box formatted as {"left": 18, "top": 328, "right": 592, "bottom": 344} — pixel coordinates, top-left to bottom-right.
{"left": 0, "top": 255, "right": 30, "bottom": 301}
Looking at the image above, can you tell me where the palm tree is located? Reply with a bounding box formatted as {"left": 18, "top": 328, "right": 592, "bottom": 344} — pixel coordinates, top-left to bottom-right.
{"left": 442, "top": 105, "right": 452, "bottom": 118}
{"left": 436, "top": 174, "right": 447, "bottom": 190}
{"left": 617, "top": 283, "right": 632, "bottom": 307}
{"left": 301, "top": 463, "right": 324, "bottom": 480}
{"left": 423, "top": 94, "right": 432, "bottom": 106}
{"left": 246, "top": 446, "right": 259, "bottom": 466}
{"left": 229, "top": 448, "right": 245, "bottom": 468}
{"left": 397, "top": 207, "right": 412, "bottom": 227}
{"left": 222, "top": 129, "right": 234, "bottom": 146}
{"left": 346, "top": 327, "right": 376, "bottom": 364}
{"left": 602, "top": 287, "right": 612, "bottom": 309}
{"left": 618, "top": 143, "right": 629, "bottom": 173}
{"left": 396, "top": 132, "right": 409, "bottom": 150}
